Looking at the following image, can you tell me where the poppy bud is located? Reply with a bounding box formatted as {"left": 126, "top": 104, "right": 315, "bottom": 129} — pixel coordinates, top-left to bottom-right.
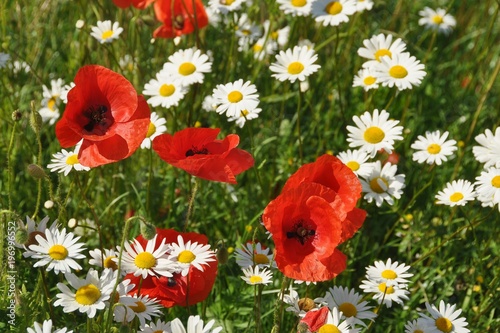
{"left": 12, "top": 110, "right": 22, "bottom": 122}
{"left": 215, "top": 241, "right": 229, "bottom": 265}
{"left": 29, "top": 102, "right": 43, "bottom": 133}
{"left": 27, "top": 164, "right": 46, "bottom": 179}
{"left": 15, "top": 227, "right": 28, "bottom": 245}
{"left": 118, "top": 324, "right": 131, "bottom": 333}
{"left": 298, "top": 298, "right": 315, "bottom": 312}
{"left": 140, "top": 220, "right": 156, "bottom": 240}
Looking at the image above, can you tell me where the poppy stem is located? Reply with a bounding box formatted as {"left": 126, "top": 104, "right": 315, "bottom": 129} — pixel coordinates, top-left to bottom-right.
{"left": 296, "top": 88, "right": 304, "bottom": 164}
{"left": 184, "top": 178, "right": 198, "bottom": 231}
{"left": 271, "top": 276, "right": 289, "bottom": 333}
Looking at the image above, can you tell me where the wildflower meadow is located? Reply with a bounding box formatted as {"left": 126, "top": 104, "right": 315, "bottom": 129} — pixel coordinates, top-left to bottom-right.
{"left": 2, "top": 0, "right": 500, "bottom": 332}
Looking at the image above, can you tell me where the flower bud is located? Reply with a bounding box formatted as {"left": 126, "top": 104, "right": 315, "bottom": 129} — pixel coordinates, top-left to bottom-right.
{"left": 11, "top": 110, "right": 22, "bottom": 122}
{"left": 27, "top": 164, "right": 46, "bottom": 179}
{"left": 140, "top": 220, "right": 156, "bottom": 240}
{"left": 29, "top": 102, "right": 43, "bottom": 133}
{"left": 215, "top": 241, "right": 229, "bottom": 265}
{"left": 15, "top": 227, "right": 28, "bottom": 245}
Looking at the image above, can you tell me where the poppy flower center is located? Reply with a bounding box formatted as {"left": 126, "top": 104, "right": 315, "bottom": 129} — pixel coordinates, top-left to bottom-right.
{"left": 286, "top": 220, "right": 315, "bottom": 245}
{"left": 381, "top": 269, "right": 397, "bottom": 279}
{"left": 318, "top": 324, "right": 340, "bottom": 333}
{"left": 363, "top": 76, "right": 377, "bottom": 85}
{"left": 178, "top": 250, "right": 196, "bottom": 263}
{"left": 291, "top": 0, "right": 307, "bottom": 7}
{"left": 449, "top": 192, "right": 464, "bottom": 202}
{"left": 249, "top": 275, "right": 263, "bottom": 284}
{"left": 173, "top": 15, "right": 185, "bottom": 30}
{"left": 432, "top": 15, "right": 444, "bottom": 25}
{"left": 75, "top": 284, "right": 101, "bottom": 305}
{"left": 104, "top": 256, "right": 118, "bottom": 270}
{"left": 369, "top": 177, "right": 388, "bottom": 193}
{"left": 427, "top": 143, "right": 442, "bottom": 154}
{"left": 436, "top": 317, "right": 453, "bottom": 333}
{"left": 287, "top": 61, "right": 304, "bottom": 75}
{"left": 389, "top": 65, "right": 408, "bottom": 79}
{"left": 185, "top": 146, "right": 209, "bottom": 157}
{"left": 364, "top": 126, "right": 385, "bottom": 143}
{"left": 129, "top": 301, "right": 146, "bottom": 313}
{"left": 83, "top": 105, "right": 110, "bottom": 133}
{"left": 159, "top": 84, "right": 176, "bottom": 97}
{"left": 179, "top": 62, "right": 196, "bottom": 76}
{"left": 378, "top": 282, "right": 395, "bottom": 294}
{"left": 374, "top": 49, "right": 392, "bottom": 61}
{"left": 325, "top": 2, "right": 342, "bottom": 15}
{"left": 346, "top": 161, "right": 360, "bottom": 171}
{"left": 48, "top": 244, "right": 68, "bottom": 260}
{"left": 134, "top": 252, "right": 156, "bottom": 269}
{"left": 298, "top": 298, "right": 315, "bottom": 312}
{"left": 339, "top": 302, "right": 357, "bottom": 317}
{"left": 146, "top": 122, "right": 156, "bottom": 138}
{"left": 254, "top": 253, "right": 270, "bottom": 265}
{"left": 66, "top": 154, "right": 79, "bottom": 166}
{"left": 228, "top": 91, "right": 243, "bottom": 103}
{"left": 491, "top": 175, "right": 500, "bottom": 188}
{"left": 101, "top": 30, "right": 114, "bottom": 40}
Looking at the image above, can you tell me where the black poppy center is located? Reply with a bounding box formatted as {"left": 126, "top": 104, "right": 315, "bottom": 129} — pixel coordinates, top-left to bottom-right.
{"left": 286, "top": 219, "right": 316, "bottom": 245}
{"left": 185, "top": 146, "right": 209, "bottom": 157}
{"left": 167, "top": 277, "right": 176, "bottom": 287}
{"left": 84, "top": 105, "right": 109, "bottom": 133}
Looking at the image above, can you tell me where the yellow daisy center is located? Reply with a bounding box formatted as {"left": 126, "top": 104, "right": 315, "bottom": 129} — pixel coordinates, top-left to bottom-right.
{"left": 363, "top": 76, "right": 376, "bottom": 85}
{"left": 381, "top": 269, "right": 398, "bottom": 279}
{"left": 346, "top": 161, "right": 360, "bottom": 171}
{"left": 179, "top": 62, "right": 196, "bottom": 76}
{"left": 134, "top": 252, "right": 156, "bottom": 269}
{"left": 287, "top": 61, "right": 305, "bottom": 75}
{"left": 374, "top": 49, "right": 392, "bottom": 61}
{"left": 427, "top": 143, "right": 442, "bottom": 154}
{"left": 66, "top": 154, "right": 79, "bottom": 166}
{"left": 249, "top": 275, "right": 263, "bottom": 284}
{"left": 48, "top": 244, "right": 68, "bottom": 260}
{"left": 325, "top": 1, "right": 342, "bottom": 15}
{"left": 75, "top": 284, "right": 101, "bottom": 305}
{"left": 101, "top": 30, "right": 114, "bottom": 40}
{"left": 146, "top": 122, "right": 156, "bottom": 138}
{"left": 339, "top": 302, "right": 358, "bottom": 317}
{"left": 228, "top": 91, "right": 243, "bottom": 103}
{"left": 491, "top": 175, "right": 500, "bottom": 188}
{"left": 254, "top": 253, "right": 270, "bottom": 265}
{"left": 389, "top": 65, "right": 408, "bottom": 79}
{"left": 449, "top": 192, "right": 464, "bottom": 202}
{"left": 378, "top": 282, "right": 395, "bottom": 294}
{"left": 253, "top": 44, "right": 263, "bottom": 52}
{"left": 433, "top": 15, "right": 444, "bottom": 25}
{"left": 318, "top": 324, "right": 341, "bottom": 333}
{"left": 178, "top": 250, "right": 196, "bottom": 263}
{"left": 364, "top": 126, "right": 385, "bottom": 143}
{"left": 291, "top": 0, "right": 307, "bottom": 7}
{"left": 271, "top": 31, "right": 279, "bottom": 40}
{"left": 159, "top": 84, "right": 175, "bottom": 97}
{"left": 129, "top": 301, "right": 146, "bottom": 313}
{"left": 414, "top": 331, "right": 424, "bottom": 333}
{"left": 47, "top": 97, "right": 57, "bottom": 111}
{"left": 104, "top": 256, "right": 118, "bottom": 270}
{"left": 370, "top": 177, "right": 389, "bottom": 194}
{"left": 435, "top": 317, "right": 453, "bottom": 333}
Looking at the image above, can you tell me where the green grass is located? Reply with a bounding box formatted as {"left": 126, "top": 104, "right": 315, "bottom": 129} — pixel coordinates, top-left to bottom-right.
{"left": 1, "top": 0, "right": 499, "bottom": 332}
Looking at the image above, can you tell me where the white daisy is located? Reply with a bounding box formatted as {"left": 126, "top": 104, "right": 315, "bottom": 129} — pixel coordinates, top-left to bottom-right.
{"left": 317, "top": 286, "right": 377, "bottom": 327}
{"left": 355, "top": 0, "right": 374, "bottom": 12}
{"left": 252, "top": 37, "right": 278, "bottom": 61}
{"left": 418, "top": 7, "right": 457, "bottom": 35}
{"left": 162, "top": 48, "right": 212, "bottom": 86}
{"left": 27, "top": 319, "right": 72, "bottom": 333}
{"left": 202, "top": 94, "right": 218, "bottom": 112}
{"left": 411, "top": 130, "right": 457, "bottom": 165}
{"left": 119, "top": 54, "right": 137, "bottom": 73}
{"left": 234, "top": 241, "right": 275, "bottom": 268}
{"left": 208, "top": 0, "right": 245, "bottom": 14}
{"left": 405, "top": 319, "right": 429, "bottom": 333}
{"left": 352, "top": 67, "right": 379, "bottom": 91}
{"left": 435, "top": 179, "right": 476, "bottom": 207}
{"left": 280, "top": 288, "right": 317, "bottom": 318}
{"left": 170, "top": 315, "right": 223, "bottom": 333}
{"left": 38, "top": 103, "right": 60, "bottom": 125}
{"left": 143, "top": 72, "right": 188, "bottom": 108}
{"left": 235, "top": 14, "right": 262, "bottom": 52}
{"left": 39, "top": 78, "right": 65, "bottom": 125}
{"left": 360, "top": 161, "right": 406, "bottom": 207}
{"left": 168, "top": 235, "right": 216, "bottom": 276}
{"left": 29, "top": 228, "right": 86, "bottom": 274}
{"left": 241, "top": 265, "right": 273, "bottom": 285}
{"left": 316, "top": 307, "right": 358, "bottom": 333}
{"left": 357, "top": 33, "right": 407, "bottom": 69}
{"left": 120, "top": 234, "right": 176, "bottom": 279}
{"left": 270, "top": 45, "right": 321, "bottom": 83}
{"left": 359, "top": 279, "right": 410, "bottom": 308}
{"left": 419, "top": 301, "right": 470, "bottom": 333}
{"left": 42, "top": 78, "right": 65, "bottom": 100}
{"left": 90, "top": 20, "right": 123, "bottom": 43}
{"left": 365, "top": 258, "right": 413, "bottom": 286}
{"left": 47, "top": 142, "right": 91, "bottom": 176}
{"left": 373, "top": 52, "right": 427, "bottom": 90}
{"left": 346, "top": 109, "right": 404, "bottom": 157}
{"left": 114, "top": 294, "right": 162, "bottom": 328}
{"left": 227, "top": 107, "right": 262, "bottom": 128}
{"left": 212, "top": 79, "right": 260, "bottom": 117}
{"left": 60, "top": 82, "right": 76, "bottom": 104}
{"left": 337, "top": 149, "right": 375, "bottom": 178}
{"left": 0, "top": 52, "right": 10, "bottom": 68}
{"left": 311, "top": 0, "right": 358, "bottom": 27}
{"left": 263, "top": 20, "right": 290, "bottom": 48}
{"left": 277, "top": 0, "right": 313, "bottom": 17}
{"left": 141, "top": 319, "right": 172, "bottom": 333}
{"left": 475, "top": 167, "right": 500, "bottom": 208}
{"left": 54, "top": 268, "right": 116, "bottom": 319}
{"left": 472, "top": 127, "right": 500, "bottom": 168}
{"left": 88, "top": 248, "right": 119, "bottom": 271}
{"left": 141, "top": 112, "right": 167, "bottom": 149}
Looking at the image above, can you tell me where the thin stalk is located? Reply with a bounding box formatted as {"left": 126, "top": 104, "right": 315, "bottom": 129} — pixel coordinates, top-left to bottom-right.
{"left": 296, "top": 88, "right": 304, "bottom": 164}
{"left": 146, "top": 148, "right": 153, "bottom": 217}
{"left": 271, "top": 276, "right": 289, "bottom": 333}
{"left": 6, "top": 120, "right": 17, "bottom": 212}
{"left": 184, "top": 178, "right": 198, "bottom": 231}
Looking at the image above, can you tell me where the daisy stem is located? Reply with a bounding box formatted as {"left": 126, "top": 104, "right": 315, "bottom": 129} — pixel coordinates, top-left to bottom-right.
{"left": 6, "top": 118, "right": 17, "bottom": 212}
{"left": 296, "top": 88, "right": 304, "bottom": 164}
{"left": 383, "top": 89, "right": 398, "bottom": 111}
{"left": 271, "top": 276, "right": 289, "bottom": 333}
{"left": 146, "top": 148, "right": 153, "bottom": 216}
{"left": 247, "top": 120, "right": 265, "bottom": 197}
{"left": 254, "top": 284, "right": 263, "bottom": 333}
{"left": 32, "top": 102, "right": 43, "bottom": 220}
{"left": 184, "top": 177, "right": 198, "bottom": 231}
{"left": 39, "top": 270, "right": 55, "bottom": 324}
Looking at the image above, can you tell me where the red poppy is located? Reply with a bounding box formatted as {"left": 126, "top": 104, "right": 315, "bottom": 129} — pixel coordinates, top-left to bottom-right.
{"left": 152, "top": 127, "right": 254, "bottom": 184}
{"left": 281, "top": 154, "right": 366, "bottom": 242}
{"left": 262, "top": 182, "right": 347, "bottom": 281}
{"left": 125, "top": 228, "right": 218, "bottom": 308}
{"left": 299, "top": 307, "right": 329, "bottom": 333}
{"left": 112, "top": 0, "right": 155, "bottom": 9}
{"left": 55, "top": 65, "right": 150, "bottom": 167}
{"left": 153, "top": 0, "right": 209, "bottom": 39}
